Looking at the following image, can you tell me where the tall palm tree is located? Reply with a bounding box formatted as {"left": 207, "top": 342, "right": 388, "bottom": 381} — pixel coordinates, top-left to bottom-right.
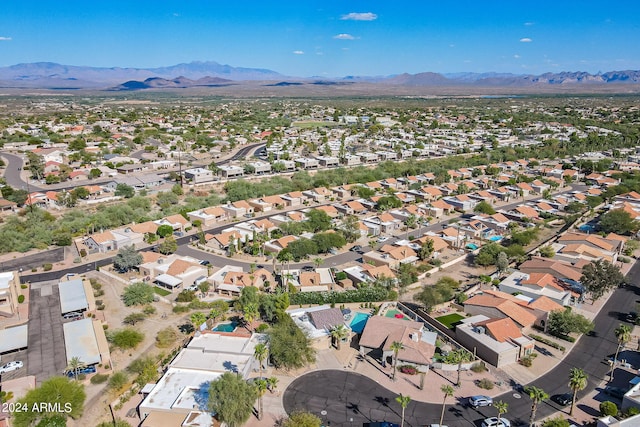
{"left": 255, "top": 378, "right": 268, "bottom": 420}
{"left": 439, "top": 385, "right": 454, "bottom": 427}
{"left": 395, "top": 394, "right": 411, "bottom": 427}
{"left": 525, "top": 386, "right": 549, "bottom": 427}
{"left": 494, "top": 400, "right": 508, "bottom": 426}
{"left": 449, "top": 349, "right": 466, "bottom": 386}
{"left": 390, "top": 341, "right": 404, "bottom": 381}
{"left": 611, "top": 324, "right": 632, "bottom": 381}
{"left": 330, "top": 324, "right": 349, "bottom": 350}
{"left": 242, "top": 302, "right": 259, "bottom": 332}
{"left": 313, "top": 257, "right": 323, "bottom": 269}
{"left": 66, "top": 356, "right": 83, "bottom": 381}
{"left": 254, "top": 343, "right": 268, "bottom": 380}
{"left": 568, "top": 367, "right": 588, "bottom": 416}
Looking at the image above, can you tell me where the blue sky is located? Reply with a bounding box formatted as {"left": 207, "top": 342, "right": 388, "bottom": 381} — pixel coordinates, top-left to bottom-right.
{"left": 0, "top": 1, "right": 638, "bottom": 77}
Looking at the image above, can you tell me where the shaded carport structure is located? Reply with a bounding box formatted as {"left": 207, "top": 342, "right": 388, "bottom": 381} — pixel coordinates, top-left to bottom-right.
{"left": 154, "top": 273, "right": 182, "bottom": 291}
{"left": 62, "top": 318, "right": 110, "bottom": 369}
{"left": 0, "top": 325, "right": 28, "bottom": 354}
{"left": 58, "top": 278, "right": 89, "bottom": 315}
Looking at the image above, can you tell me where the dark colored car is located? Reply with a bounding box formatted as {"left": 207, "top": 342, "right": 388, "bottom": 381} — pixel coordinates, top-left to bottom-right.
{"left": 604, "top": 386, "right": 627, "bottom": 399}
{"left": 302, "top": 265, "right": 315, "bottom": 272}
{"left": 65, "top": 365, "right": 97, "bottom": 377}
{"left": 350, "top": 245, "right": 363, "bottom": 252}
{"left": 625, "top": 312, "right": 638, "bottom": 323}
{"left": 551, "top": 393, "right": 572, "bottom": 406}
{"left": 199, "top": 260, "right": 211, "bottom": 266}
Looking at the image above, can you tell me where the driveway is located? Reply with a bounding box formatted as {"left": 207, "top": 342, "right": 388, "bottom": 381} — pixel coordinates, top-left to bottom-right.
{"left": 26, "top": 281, "right": 68, "bottom": 383}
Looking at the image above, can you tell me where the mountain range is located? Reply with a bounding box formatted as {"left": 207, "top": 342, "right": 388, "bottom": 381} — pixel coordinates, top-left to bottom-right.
{"left": 0, "top": 61, "right": 639, "bottom": 91}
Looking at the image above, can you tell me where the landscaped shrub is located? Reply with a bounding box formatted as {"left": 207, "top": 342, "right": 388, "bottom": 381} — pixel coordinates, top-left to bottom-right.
{"left": 529, "top": 334, "right": 566, "bottom": 352}
{"left": 256, "top": 324, "right": 269, "bottom": 333}
{"left": 471, "top": 363, "right": 487, "bottom": 373}
{"left": 173, "top": 305, "right": 190, "bottom": 314}
{"left": 476, "top": 378, "right": 494, "bottom": 390}
{"left": 289, "top": 286, "right": 392, "bottom": 305}
{"left": 18, "top": 295, "right": 25, "bottom": 303}
{"left": 600, "top": 401, "right": 618, "bottom": 416}
{"left": 90, "top": 373, "right": 109, "bottom": 384}
{"left": 43, "top": 263, "right": 53, "bottom": 271}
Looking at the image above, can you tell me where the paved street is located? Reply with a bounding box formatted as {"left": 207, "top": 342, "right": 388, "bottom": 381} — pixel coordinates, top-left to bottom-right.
{"left": 26, "top": 281, "right": 68, "bottom": 384}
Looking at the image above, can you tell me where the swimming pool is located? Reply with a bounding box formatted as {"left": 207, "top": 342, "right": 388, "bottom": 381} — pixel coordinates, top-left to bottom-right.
{"left": 349, "top": 312, "right": 370, "bottom": 334}
{"left": 213, "top": 321, "right": 238, "bottom": 332}
{"left": 579, "top": 224, "right": 596, "bottom": 233}
{"left": 466, "top": 243, "right": 479, "bottom": 250}
{"left": 488, "top": 236, "right": 502, "bottom": 242}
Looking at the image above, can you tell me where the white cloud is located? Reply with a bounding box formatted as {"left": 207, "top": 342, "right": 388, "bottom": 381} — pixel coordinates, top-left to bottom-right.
{"left": 340, "top": 12, "right": 377, "bottom": 21}
{"left": 520, "top": 37, "right": 533, "bottom": 43}
{"left": 0, "top": 37, "right": 12, "bottom": 41}
{"left": 524, "top": 22, "right": 534, "bottom": 26}
{"left": 333, "top": 33, "right": 356, "bottom": 40}
{"left": 514, "top": 54, "right": 521, "bottom": 59}
{"left": 293, "top": 50, "right": 304, "bottom": 55}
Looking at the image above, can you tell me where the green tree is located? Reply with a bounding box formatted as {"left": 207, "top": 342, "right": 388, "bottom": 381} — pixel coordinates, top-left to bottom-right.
{"left": 254, "top": 343, "right": 268, "bottom": 380}
{"left": 568, "top": 367, "right": 588, "bottom": 416}
{"left": 208, "top": 372, "right": 258, "bottom": 427}
{"left": 600, "top": 401, "right": 618, "bottom": 416}
{"left": 108, "top": 371, "right": 129, "bottom": 392}
{"left": 255, "top": 378, "right": 268, "bottom": 420}
{"left": 109, "top": 328, "right": 145, "bottom": 350}
{"left": 156, "top": 327, "right": 179, "bottom": 348}
{"left": 376, "top": 195, "right": 403, "bottom": 211}
{"left": 494, "top": 400, "right": 508, "bottom": 427}
{"left": 12, "top": 377, "right": 86, "bottom": 427}
{"left": 599, "top": 209, "right": 640, "bottom": 235}
{"left": 496, "top": 251, "right": 509, "bottom": 274}
{"left": 115, "top": 183, "right": 135, "bottom": 198}
{"left": 538, "top": 245, "right": 555, "bottom": 258}
{"left": 396, "top": 393, "right": 411, "bottom": 427}
{"left": 158, "top": 235, "right": 178, "bottom": 254}
{"left": 267, "top": 314, "right": 316, "bottom": 369}
{"left": 547, "top": 308, "right": 594, "bottom": 337}
{"left": 156, "top": 224, "right": 174, "bottom": 238}
{"left": 282, "top": 411, "right": 321, "bottom": 427}
{"left": 611, "top": 324, "right": 632, "bottom": 381}
{"left": 418, "top": 238, "right": 435, "bottom": 261}
{"left": 525, "top": 386, "right": 549, "bottom": 427}
{"left": 190, "top": 312, "right": 207, "bottom": 330}
{"left": 541, "top": 417, "right": 570, "bottom": 427}
{"left": 66, "top": 356, "right": 84, "bottom": 381}
{"left": 581, "top": 259, "right": 625, "bottom": 301}
{"left": 113, "top": 245, "right": 143, "bottom": 272}
{"left": 305, "top": 209, "right": 332, "bottom": 232}
{"left": 122, "top": 282, "right": 155, "bottom": 306}
{"left": 390, "top": 341, "right": 404, "bottom": 381}
{"left": 439, "top": 385, "right": 454, "bottom": 427}
{"left": 123, "top": 312, "right": 146, "bottom": 326}
{"left": 474, "top": 201, "right": 496, "bottom": 215}
{"left": 242, "top": 302, "right": 259, "bottom": 331}
{"left": 329, "top": 324, "right": 349, "bottom": 350}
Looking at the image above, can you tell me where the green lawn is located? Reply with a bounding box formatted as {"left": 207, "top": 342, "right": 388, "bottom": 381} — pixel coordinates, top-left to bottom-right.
{"left": 436, "top": 313, "right": 465, "bottom": 329}
{"left": 154, "top": 287, "right": 171, "bottom": 296}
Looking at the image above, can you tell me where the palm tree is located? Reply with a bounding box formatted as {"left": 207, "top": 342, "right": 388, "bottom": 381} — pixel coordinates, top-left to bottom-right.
{"left": 255, "top": 378, "right": 268, "bottom": 420}
{"left": 66, "top": 356, "right": 83, "bottom": 381}
{"left": 568, "top": 367, "right": 588, "bottom": 416}
{"left": 242, "top": 302, "right": 259, "bottom": 332}
{"left": 330, "top": 324, "right": 349, "bottom": 350}
{"left": 190, "top": 312, "right": 207, "bottom": 331}
{"left": 439, "top": 385, "right": 454, "bottom": 427}
{"left": 390, "top": 341, "right": 404, "bottom": 381}
{"left": 494, "top": 400, "right": 508, "bottom": 426}
{"left": 313, "top": 257, "right": 323, "bottom": 269}
{"left": 267, "top": 376, "right": 279, "bottom": 394}
{"left": 254, "top": 343, "right": 268, "bottom": 380}
{"left": 449, "top": 349, "right": 466, "bottom": 386}
{"left": 395, "top": 394, "right": 411, "bottom": 427}
{"left": 611, "top": 324, "right": 632, "bottom": 381}
{"left": 525, "top": 386, "right": 549, "bottom": 427}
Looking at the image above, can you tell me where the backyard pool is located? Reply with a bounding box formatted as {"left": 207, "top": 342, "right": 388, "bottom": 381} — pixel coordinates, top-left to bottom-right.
{"left": 349, "top": 312, "right": 370, "bottom": 334}
{"left": 579, "top": 224, "right": 596, "bottom": 233}
{"left": 488, "top": 236, "right": 502, "bottom": 242}
{"left": 213, "top": 321, "right": 238, "bottom": 332}
{"left": 466, "top": 243, "right": 479, "bottom": 250}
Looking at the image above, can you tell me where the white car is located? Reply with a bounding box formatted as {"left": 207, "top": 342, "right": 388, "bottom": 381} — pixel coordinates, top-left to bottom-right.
{"left": 0, "top": 361, "right": 24, "bottom": 374}
{"left": 377, "top": 236, "right": 390, "bottom": 243}
{"left": 481, "top": 417, "right": 511, "bottom": 427}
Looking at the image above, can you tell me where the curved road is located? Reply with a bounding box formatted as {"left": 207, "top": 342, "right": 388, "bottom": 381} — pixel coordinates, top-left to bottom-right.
{"left": 284, "top": 263, "right": 640, "bottom": 426}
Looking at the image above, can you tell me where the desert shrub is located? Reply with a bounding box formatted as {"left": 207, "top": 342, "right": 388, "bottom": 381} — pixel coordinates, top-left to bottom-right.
{"left": 173, "top": 305, "right": 190, "bottom": 314}
{"left": 18, "top": 295, "right": 25, "bottom": 303}
{"left": 156, "top": 327, "right": 179, "bottom": 348}
{"left": 90, "top": 374, "right": 109, "bottom": 384}
{"left": 600, "top": 401, "right": 618, "bottom": 416}
{"left": 471, "top": 363, "right": 487, "bottom": 373}
{"left": 476, "top": 378, "right": 494, "bottom": 390}
{"left": 43, "top": 263, "right": 53, "bottom": 271}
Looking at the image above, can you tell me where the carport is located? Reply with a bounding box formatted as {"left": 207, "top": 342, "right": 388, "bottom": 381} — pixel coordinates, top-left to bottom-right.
{"left": 62, "top": 318, "right": 102, "bottom": 367}
{"left": 58, "top": 278, "right": 89, "bottom": 315}
{"left": 0, "top": 325, "right": 28, "bottom": 354}
{"left": 154, "top": 274, "right": 182, "bottom": 291}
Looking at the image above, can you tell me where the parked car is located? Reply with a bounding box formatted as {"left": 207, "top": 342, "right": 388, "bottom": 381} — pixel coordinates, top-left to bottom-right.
{"left": 350, "top": 245, "right": 363, "bottom": 252}
{"left": 302, "top": 265, "right": 315, "bottom": 272}
{"left": 65, "top": 365, "right": 97, "bottom": 377}
{"left": 468, "top": 395, "right": 493, "bottom": 408}
{"left": 328, "top": 248, "right": 339, "bottom": 255}
{"left": 481, "top": 417, "right": 510, "bottom": 427}
{"left": 173, "top": 231, "right": 184, "bottom": 237}
{"left": 199, "top": 260, "right": 211, "bottom": 266}
{"left": 625, "top": 312, "right": 637, "bottom": 323}
{"left": 604, "top": 385, "right": 627, "bottom": 399}
{"left": 0, "top": 361, "right": 24, "bottom": 374}
{"left": 551, "top": 393, "right": 572, "bottom": 406}
{"left": 62, "top": 311, "right": 83, "bottom": 320}
{"left": 377, "top": 236, "right": 390, "bottom": 243}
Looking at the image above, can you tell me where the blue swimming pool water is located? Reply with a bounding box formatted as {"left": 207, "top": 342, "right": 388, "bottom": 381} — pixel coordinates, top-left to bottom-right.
{"left": 579, "top": 224, "right": 596, "bottom": 233}
{"left": 466, "top": 243, "right": 479, "bottom": 250}
{"left": 488, "top": 236, "right": 502, "bottom": 242}
{"left": 349, "top": 312, "right": 370, "bottom": 334}
{"left": 213, "top": 321, "right": 238, "bottom": 332}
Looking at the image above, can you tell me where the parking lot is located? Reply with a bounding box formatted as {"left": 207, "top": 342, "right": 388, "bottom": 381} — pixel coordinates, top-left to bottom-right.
{"left": 26, "top": 281, "right": 68, "bottom": 384}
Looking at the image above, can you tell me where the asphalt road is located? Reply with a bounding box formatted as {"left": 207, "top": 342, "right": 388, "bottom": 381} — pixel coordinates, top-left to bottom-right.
{"left": 283, "top": 264, "right": 640, "bottom": 427}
